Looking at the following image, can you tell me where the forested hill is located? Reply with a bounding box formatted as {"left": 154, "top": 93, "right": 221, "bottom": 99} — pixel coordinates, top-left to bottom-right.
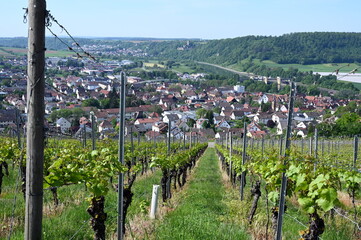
{"left": 1, "top": 32, "right": 361, "bottom": 65}
{"left": 147, "top": 32, "right": 361, "bottom": 65}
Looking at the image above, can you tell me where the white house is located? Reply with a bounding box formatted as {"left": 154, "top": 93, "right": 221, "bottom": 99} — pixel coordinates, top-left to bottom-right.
{"left": 272, "top": 112, "right": 288, "bottom": 124}
{"left": 98, "top": 120, "right": 114, "bottom": 133}
{"left": 134, "top": 118, "right": 160, "bottom": 131}
{"left": 230, "top": 111, "right": 244, "bottom": 120}
{"left": 258, "top": 94, "right": 269, "bottom": 104}
{"left": 233, "top": 85, "right": 245, "bottom": 93}
{"left": 45, "top": 103, "right": 57, "bottom": 114}
{"left": 254, "top": 113, "right": 273, "bottom": 124}
{"left": 295, "top": 129, "right": 308, "bottom": 138}
{"left": 296, "top": 122, "right": 307, "bottom": 129}
{"left": 170, "top": 126, "right": 184, "bottom": 139}
{"left": 163, "top": 114, "right": 180, "bottom": 126}
{"left": 82, "top": 81, "right": 100, "bottom": 91}
{"left": 175, "top": 120, "right": 190, "bottom": 132}
{"left": 247, "top": 122, "right": 262, "bottom": 132}
{"left": 215, "top": 119, "right": 231, "bottom": 129}
{"left": 56, "top": 117, "right": 71, "bottom": 133}
{"left": 279, "top": 105, "right": 288, "bottom": 113}
{"left": 152, "top": 121, "right": 168, "bottom": 132}
{"left": 276, "top": 120, "right": 297, "bottom": 135}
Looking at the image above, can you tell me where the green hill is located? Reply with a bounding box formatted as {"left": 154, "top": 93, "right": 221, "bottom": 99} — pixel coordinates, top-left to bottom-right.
{"left": 2, "top": 32, "right": 361, "bottom": 65}
{"left": 146, "top": 32, "right": 361, "bottom": 65}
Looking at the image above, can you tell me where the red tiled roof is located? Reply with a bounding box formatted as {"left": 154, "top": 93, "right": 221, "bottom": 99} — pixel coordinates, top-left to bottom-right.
{"left": 135, "top": 118, "right": 160, "bottom": 124}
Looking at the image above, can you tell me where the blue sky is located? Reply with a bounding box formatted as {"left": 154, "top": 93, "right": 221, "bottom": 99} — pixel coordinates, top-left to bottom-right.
{"left": 2, "top": 0, "right": 360, "bottom": 39}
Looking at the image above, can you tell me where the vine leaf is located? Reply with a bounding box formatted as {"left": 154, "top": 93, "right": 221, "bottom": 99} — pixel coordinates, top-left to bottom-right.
{"left": 298, "top": 197, "right": 315, "bottom": 213}
{"left": 296, "top": 173, "right": 307, "bottom": 191}
{"left": 268, "top": 191, "right": 279, "bottom": 203}
{"left": 315, "top": 188, "right": 338, "bottom": 212}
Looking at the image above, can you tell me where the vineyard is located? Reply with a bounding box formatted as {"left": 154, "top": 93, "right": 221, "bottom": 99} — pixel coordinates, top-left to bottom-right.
{"left": 216, "top": 134, "right": 361, "bottom": 240}
{"left": 0, "top": 135, "right": 208, "bottom": 239}
{"left": 0, "top": 132, "right": 360, "bottom": 239}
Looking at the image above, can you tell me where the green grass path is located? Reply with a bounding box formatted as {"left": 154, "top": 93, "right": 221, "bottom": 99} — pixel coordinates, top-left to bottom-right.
{"left": 154, "top": 147, "right": 250, "bottom": 240}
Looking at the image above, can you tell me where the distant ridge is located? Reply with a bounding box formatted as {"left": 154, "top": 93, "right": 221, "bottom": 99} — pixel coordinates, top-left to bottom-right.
{"left": 0, "top": 36, "right": 202, "bottom": 48}
{"left": 78, "top": 37, "right": 203, "bottom": 41}
{"left": 1, "top": 32, "right": 361, "bottom": 65}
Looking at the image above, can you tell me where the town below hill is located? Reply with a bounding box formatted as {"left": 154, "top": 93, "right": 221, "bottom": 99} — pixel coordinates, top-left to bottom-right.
{"left": 0, "top": 35, "right": 360, "bottom": 140}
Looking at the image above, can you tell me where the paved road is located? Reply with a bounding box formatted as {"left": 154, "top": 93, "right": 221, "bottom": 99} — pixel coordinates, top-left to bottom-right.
{"left": 197, "top": 61, "right": 251, "bottom": 77}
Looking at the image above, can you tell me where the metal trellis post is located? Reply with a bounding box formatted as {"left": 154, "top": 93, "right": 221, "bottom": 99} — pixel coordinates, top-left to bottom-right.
{"left": 275, "top": 81, "right": 295, "bottom": 240}
{"left": 117, "top": 72, "right": 126, "bottom": 240}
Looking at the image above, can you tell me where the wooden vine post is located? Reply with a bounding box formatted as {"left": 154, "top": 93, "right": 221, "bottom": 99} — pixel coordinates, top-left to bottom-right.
{"left": 25, "top": 0, "right": 46, "bottom": 239}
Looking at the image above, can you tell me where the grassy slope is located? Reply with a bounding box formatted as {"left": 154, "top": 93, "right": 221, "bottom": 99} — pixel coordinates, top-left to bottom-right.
{"left": 230, "top": 59, "right": 361, "bottom": 73}
{"left": 155, "top": 147, "right": 249, "bottom": 240}
{"left": 229, "top": 59, "right": 361, "bottom": 90}
{"left": 171, "top": 64, "right": 195, "bottom": 74}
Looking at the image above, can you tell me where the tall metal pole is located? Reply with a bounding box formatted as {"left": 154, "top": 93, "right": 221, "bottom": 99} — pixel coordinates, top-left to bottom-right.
{"left": 168, "top": 120, "right": 171, "bottom": 154}
{"left": 83, "top": 124, "right": 87, "bottom": 148}
{"left": 314, "top": 129, "right": 318, "bottom": 171}
{"left": 354, "top": 136, "right": 359, "bottom": 168}
{"left": 183, "top": 131, "right": 186, "bottom": 150}
{"left": 229, "top": 132, "right": 233, "bottom": 183}
{"left": 153, "top": 131, "right": 156, "bottom": 147}
{"left": 190, "top": 131, "right": 192, "bottom": 149}
{"left": 279, "top": 136, "right": 283, "bottom": 156}
{"left": 117, "top": 72, "right": 126, "bottom": 240}
{"left": 276, "top": 81, "right": 295, "bottom": 240}
{"left": 130, "top": 126, "right": 135, "bottom": 165}
{"left": 25, "top": 0, "right": 46, "bottom": 239}
{"left": 240, "top": 121, "right": 247, "bottom": 200}
{"left": 137, "top": 130, "right": 140, "bottom": 146}
{"left": 226, "top": 130, "right": 228, "bottom": 149}
{"left": 130, "top": 126, "right": 134, "bottom": 152}
{"left": 90, "top": 111, "right": 96, "bottom": 150}
{"left": 321, "top": 139, "right": 324, "bottom": 157}
{"left": 15, "top": 108, "right": 22, "bottom": 149}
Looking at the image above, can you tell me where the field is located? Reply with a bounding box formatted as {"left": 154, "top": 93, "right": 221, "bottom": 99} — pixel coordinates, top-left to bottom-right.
{"left": 46, "top": 50, "right": 75, "bottom": 58}
{"left": 230, "top": 59, "right": 361, "bottom": 73}
{"left": 261, "top": 60, "right": 361, "bottom": 73}
{"left": 0, "top": 47, "right": 26, "bottom": 57}
{"left": 0, "top": 47, "right": 74, "bottom": 58}
{"left": 143, "top": 61, "right": 166, "bottom": 69}
{"left": 170, "top": 63, "right": 195, "bottom": 74}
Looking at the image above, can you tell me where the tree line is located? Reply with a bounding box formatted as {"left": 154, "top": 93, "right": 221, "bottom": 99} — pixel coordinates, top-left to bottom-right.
{"left": 3, "top": 32, "right": 361, "bottom": 65}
